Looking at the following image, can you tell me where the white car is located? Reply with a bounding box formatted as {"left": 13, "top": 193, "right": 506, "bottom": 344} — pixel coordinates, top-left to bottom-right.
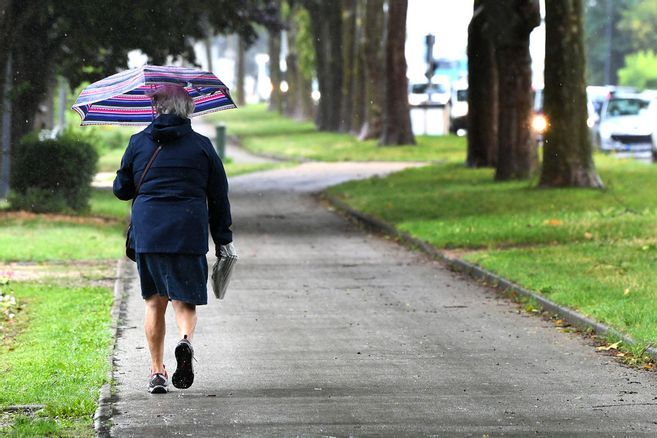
{"left": 597, "top": 95, "right": 652, "bottom": 152}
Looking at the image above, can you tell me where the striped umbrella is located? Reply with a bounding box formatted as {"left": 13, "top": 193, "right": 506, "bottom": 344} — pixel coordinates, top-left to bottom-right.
{"left": 72, "top": 64, "right": 236, "bottom": 125}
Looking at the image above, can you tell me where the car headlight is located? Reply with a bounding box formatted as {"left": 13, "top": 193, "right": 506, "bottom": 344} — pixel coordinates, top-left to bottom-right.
{"left": 531, "top": 114, "right": 548, "bottom": 134}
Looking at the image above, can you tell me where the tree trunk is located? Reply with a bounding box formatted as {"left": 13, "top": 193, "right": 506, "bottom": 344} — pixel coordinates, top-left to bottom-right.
{"left": 294, "top": 4, "right": 315, "bottom": 120}
{"left": 205, "top": 35, "right": 214, "bottom": 72}
{"left": 268, "top": 3, "right": 283, "bottom": 113}
{"left": 284, "top": 3, "right": 300, "bottom": 118}
{"left": 0, "top": 0, "right": 12, "bottom": 197}
{"left": 466, "top": 1, "right": 498, "bottom": 167}
{"left": 339, "top": 0, "right": 357, "bottom": 132}
{"left": 379, "top": 0, "right": 415, "bottom": 145}
{"left": 359, "top": 0, "right": 384, "bottom": 140}
{"left": 304, "top": 0, "right": 342, "bottom": 131}
{"left": 235, "top": 36, "right": 246, "bottom": 106}
{"left": 0, "top": 52, "right": 11, "bottom": 198}
{"left": 539, "top": 0, "right": 603, "bottom": 188}
{"left": 350, "top": 0, "right": 366, "bottom": 135}
{"left": 489, "top": 0, "right": 540, "bottom": 180}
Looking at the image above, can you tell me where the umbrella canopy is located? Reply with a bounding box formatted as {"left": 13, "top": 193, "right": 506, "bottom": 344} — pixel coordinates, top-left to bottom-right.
{"left": 72, "top": 64, "right": 236, "bottom": 125}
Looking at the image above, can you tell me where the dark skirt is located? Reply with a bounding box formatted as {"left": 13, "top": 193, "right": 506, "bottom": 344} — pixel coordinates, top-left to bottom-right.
{"left": 136, "top": 253, "right": 208, "bottom": 305}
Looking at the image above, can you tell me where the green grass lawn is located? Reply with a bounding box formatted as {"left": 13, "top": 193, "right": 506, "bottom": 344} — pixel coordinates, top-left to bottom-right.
{"left": 328, "top": 154, "right": 657, "bottom": 351}
{"left": 0, "top": 190, "right": 127, "bottom": 263}
{"left": 211, "top": 103, "right": 466, "bottom": 162}
{"left": 0, "top": 282, "right": 113, "bottom": 437}
{"left": 0, "top": 188, "right": 124, "bottom": 435}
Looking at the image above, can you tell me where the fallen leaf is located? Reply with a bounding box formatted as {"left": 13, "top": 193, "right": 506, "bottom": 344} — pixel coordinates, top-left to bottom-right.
{"left": 624, "top": 288, "right": 631, "bottom": 296}
{"left": 544, "top": 218, "right": 563, "bottom": 226}
{"left": 584, "top": 232, "right": 593, "bottom": 240}
{"left": 596, "top": 341, "right": 622, "bottom": 351}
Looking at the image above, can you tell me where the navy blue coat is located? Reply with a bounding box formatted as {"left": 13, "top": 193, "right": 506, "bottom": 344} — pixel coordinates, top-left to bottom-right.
{"left": 113, "top": 114, "right": 232, "bottom": 255}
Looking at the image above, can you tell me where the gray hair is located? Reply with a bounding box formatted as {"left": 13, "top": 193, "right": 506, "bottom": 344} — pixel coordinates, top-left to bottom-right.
{"left": 150, "top": 85, "right": 195, "bottom": 118}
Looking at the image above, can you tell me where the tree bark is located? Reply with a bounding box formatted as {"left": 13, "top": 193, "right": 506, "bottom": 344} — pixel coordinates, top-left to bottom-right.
{"left": 466, "top": 1, "right": 498, "bottom": 167}
{"left": 268, "top": 1, "right": 283, "bottom": 113}
{"left": 359, "top": 0, "right": 384, "bottom": 140}
{"left": 292, "top": 4, "right": 315, "bottom": 120}
{"left": 489, "top": 0, "right": 540, "bottom": 180}
{"left": 350, "top": 0, "right": 366, "bottom": 135}
{"left": 284, "top": 3, "right": 299, "bottom": 118}
{"left": 379, "top": 0, "right": 415, "bottom": 145}
{"left": 539, "top": 0, "right": 603, "bottom": 187}
{"left": 304, "top": 0, "right": 342, "bottom": 131}
{"left": 235, "top": 36, "right": 246, "bottom": 106}
{"left": 339, "top": 0, "right": 357, "bottom": 132}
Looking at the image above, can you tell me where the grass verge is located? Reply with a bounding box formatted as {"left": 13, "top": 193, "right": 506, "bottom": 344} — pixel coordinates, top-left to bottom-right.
{"left": 0, "top": 186, "right": 123, "bottom": 435}
{"left": 328, "top": 154, "right": 657, "bottom": 352}
{"left": 0, "top": 190, "right": 127, "bottom": 263}
{"left": 0, "top": 280, "right": 113, "bottom": 437}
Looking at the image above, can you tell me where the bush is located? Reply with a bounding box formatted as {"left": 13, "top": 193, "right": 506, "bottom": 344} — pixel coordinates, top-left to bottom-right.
{"left": 618, "top": 50, "right": 657, "bottom": 90}
{"left": 9, "top": 135, "right": 98, "bottom": 213}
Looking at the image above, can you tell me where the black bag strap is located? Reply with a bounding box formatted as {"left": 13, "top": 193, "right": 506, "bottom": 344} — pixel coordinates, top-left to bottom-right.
{"left": 133, "top": 145, "right": 163, "bottom": 199}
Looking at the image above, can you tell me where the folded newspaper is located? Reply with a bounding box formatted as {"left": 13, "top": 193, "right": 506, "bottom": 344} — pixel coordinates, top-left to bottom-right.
{"left": 211, "top": 242, "right": 238, "bottom": 299}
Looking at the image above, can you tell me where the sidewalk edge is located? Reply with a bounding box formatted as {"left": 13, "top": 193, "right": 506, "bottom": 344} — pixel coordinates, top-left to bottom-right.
{"left": 323, "top": 194, "right": 657, "bottom": 362}
{"left": 94, "top": 258, "right": 128, "bottom": 437}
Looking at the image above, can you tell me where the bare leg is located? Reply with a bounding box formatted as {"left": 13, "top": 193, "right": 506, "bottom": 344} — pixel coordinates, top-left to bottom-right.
{"left": 171, "top": 300, "right": 197, "bottom": 341}
{"left": 144, "top": 295, "right": 169, "bottom": 374}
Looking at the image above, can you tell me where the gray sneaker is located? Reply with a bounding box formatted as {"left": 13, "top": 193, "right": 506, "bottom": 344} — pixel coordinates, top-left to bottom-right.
{"left": 147, "top": 371, "right": 169, "bottom": 394}
{"left": 172, "top": 335, "right": 195, "bottom": 389}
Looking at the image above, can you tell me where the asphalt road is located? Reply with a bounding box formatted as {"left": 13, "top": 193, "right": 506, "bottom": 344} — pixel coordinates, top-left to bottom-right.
{"left": 109, "top": 162, "right": 657, "bottom": 437}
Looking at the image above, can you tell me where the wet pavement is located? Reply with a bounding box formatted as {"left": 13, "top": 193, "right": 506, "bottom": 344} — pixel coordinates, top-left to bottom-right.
{"left": 108, "top": 153, "right": 657, "bottom": 437}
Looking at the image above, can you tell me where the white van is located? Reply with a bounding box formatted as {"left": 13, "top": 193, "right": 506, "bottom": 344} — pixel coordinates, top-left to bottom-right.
{"left": 449, "top": 78, "right": 468, "bottom": 134}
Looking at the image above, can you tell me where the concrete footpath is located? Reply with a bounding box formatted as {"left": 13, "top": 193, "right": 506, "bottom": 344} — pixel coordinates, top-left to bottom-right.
{"left": 106, "top": 142, "right": 657, "bottom": 436}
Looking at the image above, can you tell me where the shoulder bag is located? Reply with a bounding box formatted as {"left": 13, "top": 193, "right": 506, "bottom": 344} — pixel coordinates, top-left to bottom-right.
{"left": 125, "top": 145, "right": 163, "bottom": 262}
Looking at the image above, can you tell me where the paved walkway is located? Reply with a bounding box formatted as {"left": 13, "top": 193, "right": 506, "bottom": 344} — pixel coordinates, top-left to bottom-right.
{"left": 108, "top": 155, "right": 657, "bottom": 436}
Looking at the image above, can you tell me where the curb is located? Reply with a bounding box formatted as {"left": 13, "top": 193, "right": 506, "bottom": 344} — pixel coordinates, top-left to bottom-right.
{"left": 94, "top": 258, "right": 128, "bottom": 437}
{"left": 323, "top": 194, "right": 657, "bottom": 362}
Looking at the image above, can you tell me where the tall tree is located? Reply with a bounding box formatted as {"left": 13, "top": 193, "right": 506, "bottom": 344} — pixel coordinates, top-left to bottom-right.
{"left": 283, "top": 1, "right": 299, "bottom": 117}
{"left": 294, "top": 5, "right": 316, "bottom": 120}
{"left": 540, "top": 0, "right": 603, "bottom": 188}
{"left": 235, "top": 35, "right": 247, "bottom": 107}
{"left": 379, "top": 0, "right": 415, "bottom": 145}
{"left": 0, "top": 0, "right": 280, "bottom": 197}
{"left": 268, "top": 0, "right": 283, "bottom": 112}
{"left": 339, "top": 0, "right": 357, "bottom": 132}
{"left": 466, "top": 0, "right": 498, "bottom": 168}
{"left": 350, "top": 0, "right": 366, "bottom": 135}
{"left": 489, "top": 0, "right": 540, "bottom": 180}
{"left": 302, "top": 0, "right": 343, "bottom": 131}
{"left": 359, "top": 0, "right": 384, "bottom": 140}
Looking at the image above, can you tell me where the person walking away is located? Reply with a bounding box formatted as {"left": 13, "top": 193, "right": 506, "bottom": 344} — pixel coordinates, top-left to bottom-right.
{"left": 113, "top": 85, "right": 232, "bottom": 393}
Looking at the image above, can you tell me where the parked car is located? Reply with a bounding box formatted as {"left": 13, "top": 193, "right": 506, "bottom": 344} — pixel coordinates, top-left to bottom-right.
{"left": 597, "top": 94, "right": 652, "bottom": 152}
{"left": 533, "top": 88, "right": 599, "bottom": 145}
{"left": 449, "top": 78, "right": 468, "bottom": 135}
{"left": 408, "top": 78, "right": 450, "bottom": 107}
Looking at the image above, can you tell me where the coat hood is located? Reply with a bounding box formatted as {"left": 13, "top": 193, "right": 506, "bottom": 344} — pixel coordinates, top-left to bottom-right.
{"left": 146, "top": 114, "right": 193, "bottom": 143}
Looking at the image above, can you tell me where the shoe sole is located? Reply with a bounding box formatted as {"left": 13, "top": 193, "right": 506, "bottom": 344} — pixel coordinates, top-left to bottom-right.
{"left": 148, "top": 385, "right": 168, "bottom": 394}
{"left": 172, "top": 342, "right": 194, "bottom": 389}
